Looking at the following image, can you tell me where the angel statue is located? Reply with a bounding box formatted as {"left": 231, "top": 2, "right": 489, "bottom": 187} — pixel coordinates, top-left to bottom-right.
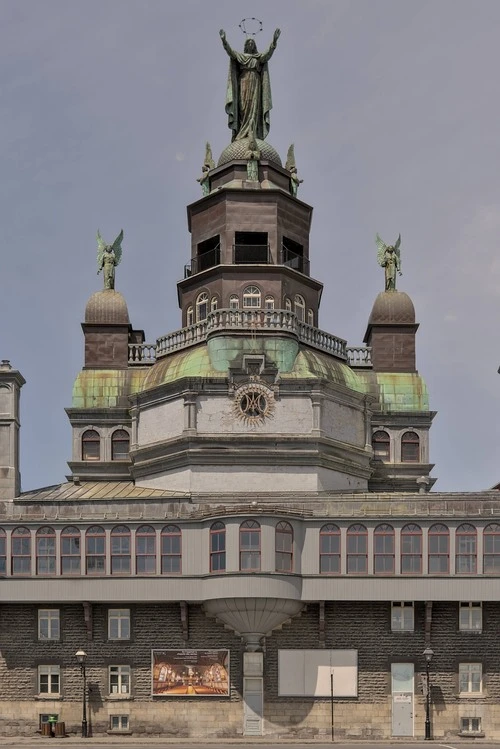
{"left": 196, "top": 142, "right": 215, "bottom": 196}
{"left": 285, "top": 144, "right": 303, "bottom": 197}
{"left": 376, "top": 233, "right": 402, "bottom": 291}
{"left": 97, "top": 229, "right": 124, "bottom": 290}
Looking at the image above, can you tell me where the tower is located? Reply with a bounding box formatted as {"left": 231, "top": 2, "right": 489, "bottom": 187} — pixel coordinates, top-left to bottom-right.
{"left": 0, "top": 360, "right": 25, "bottom": 499}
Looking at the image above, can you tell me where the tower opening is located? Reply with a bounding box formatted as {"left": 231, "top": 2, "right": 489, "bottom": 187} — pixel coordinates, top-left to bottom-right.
{"left": 234, "top": 232, "right": 269, "bottom": 264}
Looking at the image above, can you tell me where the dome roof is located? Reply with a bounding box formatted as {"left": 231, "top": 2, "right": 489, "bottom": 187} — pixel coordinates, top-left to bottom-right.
{"left": 217, "top": 137, "right": 282, "bottom": 167}
{"left": 84, "top": 290, "right": 130, "bottom": 324}
{"left": 368, "top": 291, "right": 416, "bottom": 325}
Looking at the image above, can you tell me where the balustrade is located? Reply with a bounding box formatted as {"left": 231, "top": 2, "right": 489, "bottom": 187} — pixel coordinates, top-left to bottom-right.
{"left": 346, "top": 346, "right": 372, "bottom": 367}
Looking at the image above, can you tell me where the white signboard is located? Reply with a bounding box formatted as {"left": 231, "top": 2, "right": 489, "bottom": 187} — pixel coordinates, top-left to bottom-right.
{"left": 278, "top": 649, "right": 358, "bottom": 697}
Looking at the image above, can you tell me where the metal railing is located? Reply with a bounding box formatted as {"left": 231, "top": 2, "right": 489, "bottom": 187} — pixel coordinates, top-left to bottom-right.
{"left": 184, "top": 246, "right": 221, "bottom": 278}
{"left": 281, "top": 245, "right": 310, "bottom": 275}
{"left": 233, "top": 243, "right": 271, "bottom": 265}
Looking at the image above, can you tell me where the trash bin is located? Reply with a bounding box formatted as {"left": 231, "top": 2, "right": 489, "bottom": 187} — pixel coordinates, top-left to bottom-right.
{"left": 47, "top": 715, "right": 58, "bottom": 737}
{"left": 54, "top": 721, "right": 66, "bottom": 737}
{"left": 41, "top": 722, "right": 51, "bottom": 736}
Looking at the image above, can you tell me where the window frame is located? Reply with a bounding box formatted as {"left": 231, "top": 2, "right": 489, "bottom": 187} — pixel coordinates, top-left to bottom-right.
{"left": 455, "top": 524, "right": 477, "bottom": 574}
{"left": 11, "top": 526, "right": 31, "bottom": 576}
{"left": 374, "top": 523, "right": 395, "bottom": 575}
{"left": 239, "top": 520, "right": 261, "bottom": 571}
{"left": 36, "top": 526, "right": 56, "bottom": 576}
{"left": 459, "top": 602, "right": 482, "bottom": 633}
{"left": 346, "top": 524, "right": 368, "bottom": 574}
{"left": 81, "top": 429, "right": 100, "bottom": 461}
{"left": 372, "top": 430, "right": 390, "bottom": 461}
{"left": 294, "top": 294, "right": 305, "bottom": 322}
{"left": 196, "top": 292, "right": 209, "bottom": 322}
{"left": 483, "top": 523, "right": 500, "bottom": 574}
{"left": 135, "top": 525, "right": 156, "bottom": 575}
{"left": 275, "top": 521, "right": 293, "bottom": 572}
{"left": 391, "top": 601, "right": 415, "bottom": 632}
{"left": 86, "top": 526, "right": 105, "bottom": 575}
{"left": 108, "top": 608, "right": 131, "bottom": 641}
{"left": 307, "top": 308, "right": 314, "bottom": 326}
{"left": 0, "top": 528, "right": 6, "bottom": 575}
{"left": 459, "top": 662, "right": 482, "bottom": 695}
{"left": 242, "top": 285, "right": 261, "bottom": 309}
{"left": 61, "top": 526, "right": 81, "bottom": 575}
{"left": 161, "top": 525, "right": 182, "bottom": 574}
{"left": 428, "top": 523, "right": 450, "bottom": 573}
{"left": 264, "top": 295, "right": 275, "bottom": 310}
{"left": 110, "top": 715, "right": 129, "bottom": 732}
{"left": 210, "top": 521, "right": 226, "bottom": 573}
{"left": 38, "top": 665, "right": 61, "bottom": 696}
{"left": 109, "top": 665, "right": 131, "bottom": 696}
{"left": 110, "top": 525, "right": 131, "bottom": 575}
{"left": 111, "top": 429, "right": 130, "bottom": 461}
{"left": 38, "top": 609, "right": 60, "bottom": 641}
{"left": 186, "top": 305, "right": 194, "bottom": 326}
{"left": 401, "top": 431, "right": 420, "bottom": 462}
{"left": 229, "top": 294, "right": 239, "bottom": 310}
{"left": 400, "top": 523, "right": 422, "bottom": 574}
{"left": 319, "top": 524, "right": 341, "bottom": 574}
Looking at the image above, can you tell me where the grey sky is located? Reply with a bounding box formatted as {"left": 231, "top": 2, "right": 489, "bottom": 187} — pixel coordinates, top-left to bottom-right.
{"left": 1, "top": 0, "right": 499, "bottom": 492}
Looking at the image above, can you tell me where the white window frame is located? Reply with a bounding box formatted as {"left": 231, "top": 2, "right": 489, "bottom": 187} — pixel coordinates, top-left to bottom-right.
{"left": 110, "top": 715, "right": 129, "bottom": 731}
{"left": 108, "top": 608, "right": 130, "bottom": 640}
{"left": 459, "top": 663, "right": 482, "bottom": 695}
{"left": 186, "top": 305, "right": 193, "bottom": 326}
{"left": 242, "top": 285, "right": 261, "bottom": 308}
{"left": 210, "top": 296, "right": 218, "bottom": 312}
{"left": 229, "top": 294, "right": 239, "bottom": 310}
{"left": 391, "top": 601, "right": 414, "bottom": 632}
{"left": 459, "top": 602, "right": 482, "bottom": 632}
{"left": 38, "top": 609, "right": 60, "bottom": 641}
{"left": 264, "top": 295, "right": 275, "bottom": 310}
{"left": 461, "top": 717, "right": 482, "bottom": 734}
{"left": 294, "top": 294, "right": 305, "bottom": 321}
{"left": 109, "top": 665, "right": 131, "bottom": 695}
{"left": 38, "top": 665, "right": 60, "bottom": 696}
{"left": 195, "top": 292, "right": 209, "bottom": 322}
{"left": 307, "top": 308, "right": 314, "bottom": 326}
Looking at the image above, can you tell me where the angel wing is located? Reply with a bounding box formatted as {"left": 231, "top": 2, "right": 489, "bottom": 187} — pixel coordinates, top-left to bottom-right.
{"left": 376, "top": 233, "right": 388, "bottom": 267}
{"left": 205, "top": 142, "right": 215, "bottom": 170}
{"left": 111, "top": 229, "right": 124, "bottom": 266}
{"left": 394, "top": 233, "right": 402, "bottom": 268}
{"left": 285, "top": 143, "right": 296, "bottom": 171}
{"left": 96, "top": 229, "right": 106, "bottom": 272}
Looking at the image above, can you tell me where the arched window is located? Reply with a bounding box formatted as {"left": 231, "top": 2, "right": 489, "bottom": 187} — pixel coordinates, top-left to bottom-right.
{"left": 307, "top": 309, "right": 314, "bottom": 326}
{"left": 276, "top": 521, "right": 293, "bottom": 572}
{"left": 372, "top": 430, "right": 390, "bottom": 461}
{"left": 484, "top": 523, "right": 500, "bottom": 574}
{"left": 136, "top": 525, "right": 156, "bottom": 575}
{"left": 196, "top": 292, "right": 209, "bottom": 322}
{"left": 12, "top": 526, "right": 31, "bottom": 575}
{"left": 229, "top": 294, "right": 239, "bottom": 310}
{"left": 240, "top": 520, "right": 261, "bottom": 571}
{"left": 61, "top": 526, "right": 81, "bottom": 574}
{"left": 401, "top": 523, "right": 422, "bottom": 574}
{"left": 161, "top": 525, "right": 181, "bottom": 574}
{"left": 111, "top": 429, "right": 130, "bottom": 461}
{"left": 186, "top": 305, "right": 194, "bottom": 326}
{"left": 111, "top": 525, "right": 131, "bottom": 574}
{"left": 86, "top": 526, "right": 105, "bottom": 575}
{"left": 36, "top": 527, "right": 56, "bottom": 575}
{"left": 374, "top": 524, "right": 394, "bottom": 574}
{"left": 210, "top": 521, "right": 226, "bottom": 572}
{"left": 320, "top": 524, "right": 340, "bottom": 574}
{"left": 0, "top": 528, "right": 6, "bottom": 575}
{"left": 81, "top": 429, "right": 100, "bottom": 461}
{"left": 456, "top": 523, "right": 477, "bottom": 574}
{"left": 347, "top": 524, "right": 368, "bottom": 573}
{"left": 284, "top": 297, "right": 292, "bottom": 311}
{"left": 210, "top": 296, "right": 218, "bottom": 312}
{"left": 264, "top": 295, "right": 275, "bottom": 310}
{"left": 242, "top": 285, "right": 261, "bottom": 308}
{"left": 428, "top": 523, "right": 449, "bottom": 573}
{"left": 294, "top": 294, "right": 305, "bottom": 322}
{"left": 401, "top": 431, "right": 420, "bottom": 462}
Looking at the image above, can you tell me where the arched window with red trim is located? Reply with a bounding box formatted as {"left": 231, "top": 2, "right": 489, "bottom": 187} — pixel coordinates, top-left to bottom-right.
{"left": 12, "top": 526, "right": 31, "bottom": 575}
{"left": 82, "top": 429, "right": 100, "bottom": 461}
{"left": 240, "top": 520, "right": 261, "bottom": 571}
{"left": 161, "top": 525, "right": 181, "bottom": 574}
{"left": 86, "top": 526, "right": 105, "bottom": 575}
{"left": 0, "top": 528, "right": 6, "bottom": 575}
{"left": 111, "top": 526, "right": 131, "bottom": 574}
{"left": 484, "top": 523, "right": 500, "bottom": 574}
{"left": 136, "top": 525, "right": 156, "bottom": 574}
{"left": 347, "top": 524, "right": 368, "bottom": 573}
{"left": 275, "top": 521, "right": 293, "bottom": 572}
{"left": 111, "top": 430, "right": 130, "bottom": 461}
{"left": 372, "top": 431, "right": 390, "bottom": 460}
{"left": 36, "top": 526, "right": 56, "bottom": 575}
{"left": 319, "top": 524, "right": 340, "bottom": 574}
{"left": 210, "top": 522, "right": 226, "bottom": 572}
{"left": 456, "top": 523, "right": 477, "bottom": 574}
{"left": 401, "top": 431, "right": 420, "bottom": 462}
{"left": 374, "top": 524, "right": 395, "bottom": 574}
{"left": 428, "top": 523, "right": 449, "bottom": 573}
{"left": 401, "top": 523, "right": 422, "bottom": 574}
{"left": 61, "top": 526, "right": 81, "bottom": 574}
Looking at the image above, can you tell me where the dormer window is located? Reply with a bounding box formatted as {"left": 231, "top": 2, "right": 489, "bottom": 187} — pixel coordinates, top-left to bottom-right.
{"left": 82, "top": 429, "right": 100, "bottom": 461}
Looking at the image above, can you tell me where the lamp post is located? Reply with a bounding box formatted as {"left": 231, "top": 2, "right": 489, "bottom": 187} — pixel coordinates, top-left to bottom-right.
{"left": 423, "top": 646, "right": 434, "bottom": 740}
{"left": 75, "top": 649, "right": 88, "bottom": 738}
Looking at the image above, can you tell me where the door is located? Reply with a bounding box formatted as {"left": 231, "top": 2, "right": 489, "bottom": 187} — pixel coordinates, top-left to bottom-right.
{"left": 391, "top": 663, "right": 414, "bottom": 737}
{"left": 243, "top": 677, "right": 263, "bottom": 736}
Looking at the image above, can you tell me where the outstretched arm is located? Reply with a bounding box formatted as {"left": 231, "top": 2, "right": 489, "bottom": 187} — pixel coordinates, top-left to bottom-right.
{"left": 219, "top": 29, "right": 236, "bottom": 59}
{"left": 260, "top": 28, "right": 281, "bottom": 63}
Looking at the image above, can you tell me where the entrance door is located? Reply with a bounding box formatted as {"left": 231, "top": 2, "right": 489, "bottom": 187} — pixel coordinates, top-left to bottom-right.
{"left": 391, "top": 663, "right": 414, "bottom": 737}
{"left": 243, "top": 677, "right": 263, "bottom": 736}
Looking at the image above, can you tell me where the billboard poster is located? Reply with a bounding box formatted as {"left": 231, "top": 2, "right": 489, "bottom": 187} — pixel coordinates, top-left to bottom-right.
{"left": 151, "top": 649, "right": 230, "bottom": 696}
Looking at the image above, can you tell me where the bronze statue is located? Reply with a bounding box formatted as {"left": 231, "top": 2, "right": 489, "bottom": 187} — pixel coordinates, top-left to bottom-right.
{"left": 244, "top": 120, "right": 261, "bottom": 181}
{"left": 97, "top": 229, "right": 123, "bottom": 290}
{"left": 285, "top": 144, "right": 303, "bottom": 197}
{"left": 376, "top": 233, "right": 402, "bottom": 291}
{"left": 196, "top": 142, "right": 215, "bottom": 196}
{"left": 220, "top": 28, "right": 280, "bottom": 142}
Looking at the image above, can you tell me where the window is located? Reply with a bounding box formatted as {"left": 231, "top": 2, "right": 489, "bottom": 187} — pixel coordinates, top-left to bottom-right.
{"left": 240, "top": 520, "right": 261, "bottom": 571}
{"left": 11, "top": 526, "right": 31, "bottom": 575}
{"left": 196, "top": 292, "right": 209, "bottom": 322}
{"left": 459, "top": 663, "right": 482, "bottom": 694}
{"left": 391, "top": 602, "right": 414, "bottom": 631}
{"left": 186, "top": 305, "right": 193, "bottom": 326}
{"left": 456, "top": 524, "right": 477, "bottom": 574}
{"left": 108, "top": 609, "right": 130, "bottom": 640}
{"left": 210, "top": 296, "right": 218, "bottom": 312}
{"left": 39, "top": 714, "right": 59, "bottom": 730}
{"left": 161, "top": 525, "right": 181, "bottom": 574}
{"left": 110, "top": 715, "right": 129, "bottom": 731}
{"left": 276, "top": 521, "right": 293, "bottom": 572}
{"left": 428, "top": 523, "right": 449, "bottom": 573}
{"left": 401, "top": 524, "right": 422, "bottom": 574}
{"left": 81, "top": 429, "right": 100, "bottom": 461}
{"left": 461, "top": 717, "right": 482, "bottom": 734}
{"left": 284, "top": 297, "right": 292, "bottom": 311}
{"left": 61, "top": 526, "right": 81, "bottom": 574}
{"left": 109, "top": 665, "right": 130, "bottom": 695}
{"left": 36, "top": 527, "right": 56, "bottom": 575}
{"left": 38, "top": 609, "right": 60, "bottom": 641}
{"left": 136, "top": 525, "right": 156, "bottom": 574}
{"left": 319, "top": 524, "right": 340, "bottom": 574}
{"left": 372, "top": 430, "right": 390, "bottom": 460}
{"left": 459, "top": 602, "right": 482, "bottom": 632}
{"left": 242, "top": 285, "right": 261, "bottom": 308}
{"left": 210, "top": 522, "right": 226, "bottom": 572}
{"left": 374, "top": 524, "right": 395, "bottom": 574}
{"left": 111, "top": 525, "right": 131, "bottom": 574}
{"left": 86, "top": 526, "right": 105, "bottom": 575}
{"left": 401, "top": 431, "right": 420, "bottom": 462}
{"left": 346, "top": 524, "right": 367, "bottom": 573}
{"left": 229, "top": 294, "right": 239, "bottom": 310}
{"left": 0, "top": 528, "right": 6, "bottom": 574}
{"left": 307, "top": 309, "right": 314, "bottom": 326}
{"left": 38, "top": 666, "right": 60, "bottom": 695}
{"left": 483, "top": 523, "right": 500, "bottom": 573}
{"left": 234, "top": 231, "right": 268, "bottom": 264}
{"left": 294, "top": 294, "right": 305, "bottom": 322}
{"left": 264, "top": 295, "right": 275, "bottom": 310}
{"left": 111, "top": 430, "right": 130, "bottom": 461}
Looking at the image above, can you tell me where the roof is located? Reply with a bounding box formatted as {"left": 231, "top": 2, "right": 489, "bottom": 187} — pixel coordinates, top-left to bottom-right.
{"left": 18, "top": 481, "right": 188, "bottom": 502}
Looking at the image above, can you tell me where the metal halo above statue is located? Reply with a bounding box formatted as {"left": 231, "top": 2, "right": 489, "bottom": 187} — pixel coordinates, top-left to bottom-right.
{"left": 238, "top": 17, "right": 263, "bottom": 37}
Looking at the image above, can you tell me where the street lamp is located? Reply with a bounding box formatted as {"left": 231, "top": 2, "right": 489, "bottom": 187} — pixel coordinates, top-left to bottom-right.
{"left": 75, "top": 649, "right": 88, "bottom": 738}
{"left": 423, "top": 646, "right": 434, "bottom": 740}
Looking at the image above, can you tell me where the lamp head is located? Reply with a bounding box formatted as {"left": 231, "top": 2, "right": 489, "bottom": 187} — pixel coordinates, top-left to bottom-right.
{"left": 75, "top": 648, "right": 87, "bottom": 664}
{"left": 423, "top": 646, "right": 434, "bottom": 663}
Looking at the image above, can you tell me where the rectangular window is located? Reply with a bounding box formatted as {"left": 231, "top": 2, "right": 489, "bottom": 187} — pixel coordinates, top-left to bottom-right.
{"left": 38, "top": 609, "right": 60, "bottom": 641}
{"left": 461, "top": 717, "right": 482, "bottom": 733}
{"left": 108, "top": 609, "right": 130, "bottom": 640}
{"left": 459, "top": 602, "right": 482, "bottom": 632}
{"left": 459, "top": 663, "right": 482, "bottom": 694}
{"left": 38, "top": 666, "right": 60, "bottom": 695}
{"left": 391, "top": 602, "right": 414, "bottom": 632}
{"left": 39, "top": 714, "right": 59, "bottom": 729}
{"left": 109, "top": 665, "right": 130, "bottom": 695}
{"left": 110, "top": 715, "right": 129, "bottom": 731}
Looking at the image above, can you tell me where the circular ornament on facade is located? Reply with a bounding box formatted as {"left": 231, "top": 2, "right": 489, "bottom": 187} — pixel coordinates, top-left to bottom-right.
{"left": 233, "top": 383, "right": 275, "bottom": 425}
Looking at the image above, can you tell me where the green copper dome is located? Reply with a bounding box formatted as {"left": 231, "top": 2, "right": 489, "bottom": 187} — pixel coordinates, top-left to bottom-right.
{"left": 217, "top": 138, "right": 282, "bottom": 167}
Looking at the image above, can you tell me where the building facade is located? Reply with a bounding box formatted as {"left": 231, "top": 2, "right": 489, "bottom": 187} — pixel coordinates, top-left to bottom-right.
{"left": 0, "top": 29, "right": 498, "bottom": 740}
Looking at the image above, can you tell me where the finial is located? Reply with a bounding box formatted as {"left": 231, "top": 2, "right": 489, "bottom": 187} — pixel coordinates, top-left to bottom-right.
{"left": 96, "top": 230, "right": 124, "bottom": 290}
{"left": 376, "top": 233, "right": 402, "bottom": 291}
{"left": 285, "top": 144, "right": 303, "bottom": 197}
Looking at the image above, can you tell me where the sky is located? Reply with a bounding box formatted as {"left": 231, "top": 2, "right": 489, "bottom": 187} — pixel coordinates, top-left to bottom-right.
{"left": 1, "top": 0, "right": 499, "bottom": 493}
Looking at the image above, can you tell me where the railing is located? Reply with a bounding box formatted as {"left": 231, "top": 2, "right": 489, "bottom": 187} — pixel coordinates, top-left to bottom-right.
{"left": 128, "top": 343, "right": 157, "bottom": 365}
{"left": 184, "top": 246, "right": 221, "bottom": 278}
{"left": 346, "top": 346, "right": 372, "bottom": 367}
{"left": 156, "top": 319, "right": 208, "bottom": 358}
{"left": 233, "top": 244, "right": 270, "bottom": 265}
{"left": 281, "top": 245, "right": 310, "bottom": 275}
